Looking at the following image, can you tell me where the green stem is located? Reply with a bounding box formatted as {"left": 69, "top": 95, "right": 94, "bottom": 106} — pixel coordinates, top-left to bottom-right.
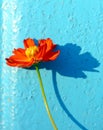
{"left": 35, "top": 65, "right": 58, "bottom": 130}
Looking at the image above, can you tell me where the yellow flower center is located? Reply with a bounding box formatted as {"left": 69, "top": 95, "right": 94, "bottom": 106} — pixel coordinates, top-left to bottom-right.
{"left": 25, "top": 46, "right": 39, "bottom": 58}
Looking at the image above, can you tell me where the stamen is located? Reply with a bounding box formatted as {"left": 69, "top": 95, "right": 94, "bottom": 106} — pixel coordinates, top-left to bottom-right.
{"left": 25, "top": 46, "right": 39, "bottom": 58}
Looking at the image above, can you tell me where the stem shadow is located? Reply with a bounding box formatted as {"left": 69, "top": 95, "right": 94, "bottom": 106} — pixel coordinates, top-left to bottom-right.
{"left": 52, "top": 70, "right": 88, "bottom": 130}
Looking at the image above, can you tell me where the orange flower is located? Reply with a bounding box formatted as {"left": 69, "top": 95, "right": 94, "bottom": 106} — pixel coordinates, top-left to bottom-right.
{"left": 6, "top": 38, "right": 60, "bottom": 67}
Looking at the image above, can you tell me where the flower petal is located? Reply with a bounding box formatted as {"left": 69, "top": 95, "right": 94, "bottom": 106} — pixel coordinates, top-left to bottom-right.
{"left": 8, "top": 54, "right": 28, "bottom": 61}
{"left": 6, "top": 59, "right": 19, "bottom": 67}
{"left": 5, "top": 50, "right": 35, "bottom": 67}
{"left": 6, "top": 56, "right": 34, "bottom": 67}
{"left": 39, "top": 38, "right": 56, "bottom": 52}
{"left": 36, "top": 44, "right": 47, "bottom": 60}
{"left": 13, "top": 48, "right": 25, "bottom": 55}
{"left": 43, "top": 50, "right": 60, "bottom": 61}
{"left": 24, "top": 38, "right": 35, "bottom": 48}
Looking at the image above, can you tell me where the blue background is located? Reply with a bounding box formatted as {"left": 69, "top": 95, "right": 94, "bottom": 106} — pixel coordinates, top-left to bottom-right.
{"left": 0, "top": 0, "right": 103, "bottom": 130}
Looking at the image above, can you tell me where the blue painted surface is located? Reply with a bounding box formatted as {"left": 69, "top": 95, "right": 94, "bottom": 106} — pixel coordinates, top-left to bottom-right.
{"left": 0, "top": 0, "right": 103, "bottom": 130}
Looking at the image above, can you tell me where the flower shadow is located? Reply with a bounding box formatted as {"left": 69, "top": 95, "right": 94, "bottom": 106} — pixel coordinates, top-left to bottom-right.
{"left": 29, "top": 42, "right": 100, "bottom": 130}
{"left": 40, "top": 43, "right": 100, "bottom": 78}
{"left": 40, "top": 43, "right": 100, "bottom": 130}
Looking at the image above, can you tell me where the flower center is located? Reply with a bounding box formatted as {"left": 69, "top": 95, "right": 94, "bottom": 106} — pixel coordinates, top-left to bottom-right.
{"left": 25, "top": 46, "right": 39, "bottom": 58}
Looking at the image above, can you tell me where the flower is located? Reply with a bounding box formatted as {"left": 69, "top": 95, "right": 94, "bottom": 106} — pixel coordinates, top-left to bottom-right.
{"left": 6, "top": 38, "right": 60, "bottom": 67}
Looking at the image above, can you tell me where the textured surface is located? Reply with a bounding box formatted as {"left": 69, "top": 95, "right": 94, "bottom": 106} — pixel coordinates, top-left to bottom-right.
{"left": 0, "top": 0, "right": 103, "bottom": 130}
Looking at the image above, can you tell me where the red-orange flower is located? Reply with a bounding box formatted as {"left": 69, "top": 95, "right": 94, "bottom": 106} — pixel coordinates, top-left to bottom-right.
{"left": 6, "top": 38, "right": 60, "bottom": 67}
